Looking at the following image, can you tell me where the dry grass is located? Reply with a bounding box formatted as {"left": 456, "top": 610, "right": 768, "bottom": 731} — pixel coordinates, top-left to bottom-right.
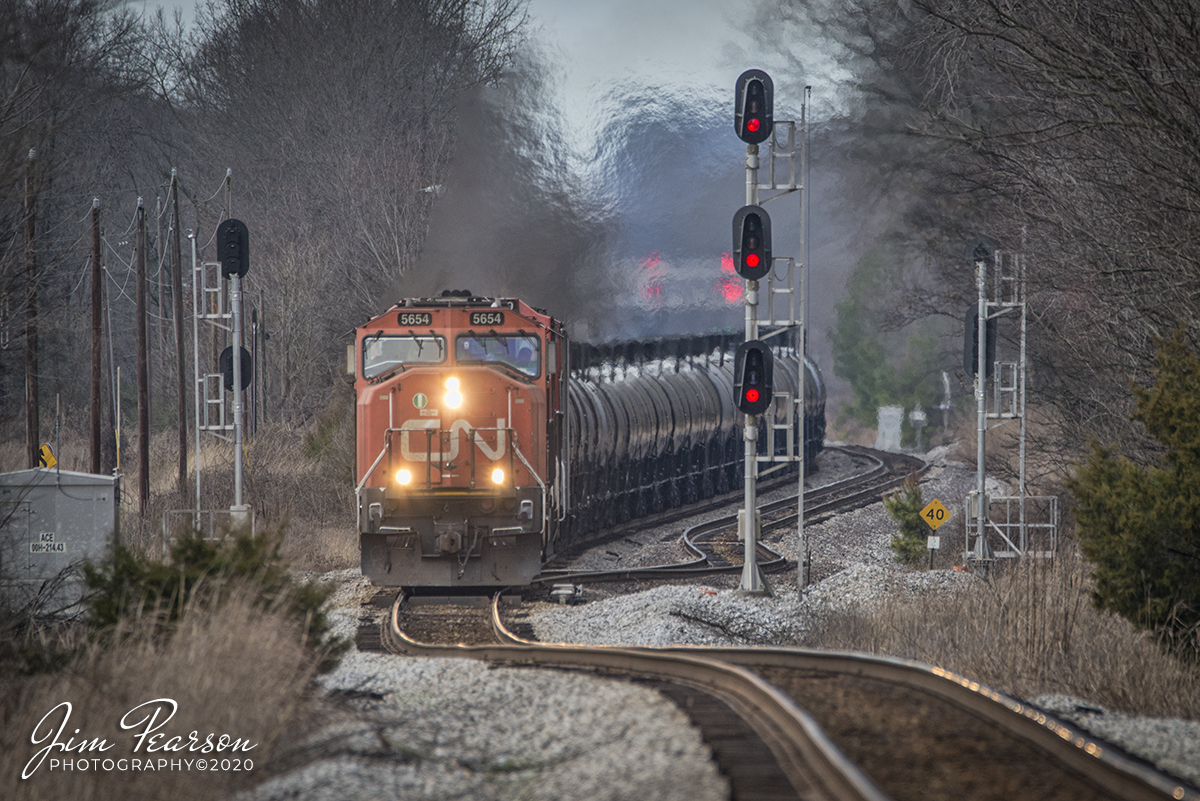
{"left": 0, "top": 587, "right": 324, "bottom": 801}
{"left": 0, "top": 397, "right": 360, "bottom": 572}
{"left": 802, "top": 546, "right": 1200, "bottom": 718}
{"left": 1, "top": 414, "right": 348, "bottom": 799}
{"left": 176, "top": 416, "right": 359, "bottom": 572}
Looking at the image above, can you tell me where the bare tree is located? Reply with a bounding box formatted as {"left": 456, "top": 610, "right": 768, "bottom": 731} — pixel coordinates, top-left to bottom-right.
{"left": 0, "top": 1, "right": 157, "bottom": 442}
{"left": 159, "top": 0, "right": 528, "bottom": 421}
{"left": 897, "top": 0, "right": 1200, "bottom": 462}
{"left": 766, "top": 0, "right": 1200, "bottom": 468}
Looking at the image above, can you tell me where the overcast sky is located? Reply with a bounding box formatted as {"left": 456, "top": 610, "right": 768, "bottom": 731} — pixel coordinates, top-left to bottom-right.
{"left": 143, "top": 0, "right": 768, "bottom": 142}
{"left": 137, "top": 0, "right": 860, "bottom": 347}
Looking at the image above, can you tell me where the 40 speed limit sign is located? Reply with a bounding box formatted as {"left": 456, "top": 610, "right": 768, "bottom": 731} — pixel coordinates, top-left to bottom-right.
{"left": 919, "top": 498, "right": 951, "bottom": 531}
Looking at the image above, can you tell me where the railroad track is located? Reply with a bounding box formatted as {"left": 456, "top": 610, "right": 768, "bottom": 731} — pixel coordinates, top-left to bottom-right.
{"left": 536, "top": 445, "right": 924, "bottom": 585}
{"left": 384, "top": 591, "right": 886, "bottom": 801}
{"left": 378, "top": 592, "right": 1198, "bottom": 801}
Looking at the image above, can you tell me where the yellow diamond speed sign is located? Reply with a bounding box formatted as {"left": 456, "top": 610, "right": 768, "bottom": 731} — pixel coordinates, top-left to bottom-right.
{"left": 38, "top": 444, "right": 56, "bottom": 469}
{"left": 920, "top": 498, "right": 951, "bottom": 530}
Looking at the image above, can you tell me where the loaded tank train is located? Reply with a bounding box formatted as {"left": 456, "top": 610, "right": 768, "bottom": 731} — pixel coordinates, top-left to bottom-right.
{"left": 354, "top": 291, "right": 825, "bottom": 588}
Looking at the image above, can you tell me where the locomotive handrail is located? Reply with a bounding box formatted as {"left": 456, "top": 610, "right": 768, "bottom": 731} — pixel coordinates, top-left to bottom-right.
{"left": 355, "top": 437, "right": 392, "bottom": 494}
{"left": 360, "top": 426, "right": 529, "bottom": 493}
{"left": 511, "top": 440, "right": 549, "bottom": 541}
{"left": 467, "top": 426, "right": 515, "bottom": 490}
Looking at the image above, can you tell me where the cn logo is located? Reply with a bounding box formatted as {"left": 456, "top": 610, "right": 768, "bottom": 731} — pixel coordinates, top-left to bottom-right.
{"left": 398, "top": 418, "right": 507, "bottom": 462}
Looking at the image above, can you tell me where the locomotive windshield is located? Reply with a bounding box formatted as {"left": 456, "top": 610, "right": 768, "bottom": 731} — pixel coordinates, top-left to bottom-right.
{"left": 455, "top": 334, "right": 540, "bottom": 377}
{"left": 362, "top": 334, "right": 445, "bottom": 378}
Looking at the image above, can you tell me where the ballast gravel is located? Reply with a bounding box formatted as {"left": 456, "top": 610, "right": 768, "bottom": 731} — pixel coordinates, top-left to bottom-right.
{"left": 248, "top": 580, "right": 729, "bottom": 801}
{"left": 530, "top": 565, "right": 975, "bottom": 647}
{"left": 1034, "top": 695, "right": 1200, "bottom": 787}
{"left": 253, "top": 653, "right": 728, "bottom": 801}
{"left": 259, "top": 448, "right": 1200, "bottom": 799}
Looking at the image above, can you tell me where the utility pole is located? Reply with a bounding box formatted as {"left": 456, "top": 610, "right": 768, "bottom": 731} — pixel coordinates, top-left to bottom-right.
{"left": 91, "top": 199, "right": 102, "bottom": 474}
{"left": 24, "top": 149, "right": 38, "bottom": 469}
{"left": 172, "top": 170, "right": 187, "bottom": 497}
{"left": 190, "top": 230, "right": 201, "bottom": 511}
{"left": 156, "top": 194, "right": 165, "bottom": 414}
{"left": 136, "top": 198, "right": 150, "bottom": 514}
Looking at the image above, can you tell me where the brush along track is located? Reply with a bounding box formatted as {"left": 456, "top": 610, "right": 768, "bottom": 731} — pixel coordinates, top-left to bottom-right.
{"left": 536, "top": 446, "right": 925, "bottom": 584}
{"left": 379, "top": 592, "right": 1197, "bottom": 801}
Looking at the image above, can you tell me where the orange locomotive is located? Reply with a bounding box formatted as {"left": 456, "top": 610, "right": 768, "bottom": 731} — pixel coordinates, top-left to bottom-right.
{"left": 354, "top": 292, "right": 569, "bottom": 587}
{"left": 355, "top": 292, "right": 827, "bottom": 589}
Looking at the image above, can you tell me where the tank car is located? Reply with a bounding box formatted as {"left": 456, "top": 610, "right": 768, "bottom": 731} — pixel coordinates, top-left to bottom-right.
{"left": 565, "top": 335, "right": 825, "bottom": 536}
{"left": 354, "top": 293, "right": 825, "bottom": 589}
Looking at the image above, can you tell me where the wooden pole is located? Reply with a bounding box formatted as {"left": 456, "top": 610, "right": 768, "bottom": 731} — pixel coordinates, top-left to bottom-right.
{"left": 172, "top": 170, "right": 187, "bottom": 497}
{"left": 24, "top": 149, "right": 38, "bottom": 469}
{"left": 154, "top": 195, "right": 164, "bottom": 419}
{"left": 91, "top": 198, "right": 102, "bottom": 474}
{"left": 136, "top": 198, "right": 150, "bottom": 513}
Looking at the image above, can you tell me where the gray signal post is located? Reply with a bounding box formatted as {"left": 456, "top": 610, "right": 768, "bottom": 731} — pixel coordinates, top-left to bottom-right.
{"left": 218, "top": 218, "right": 251, "bottom": 530}
{"left": 734, "top": 69, "right": 771, "bottom": 596}
{"left": 740, "top": 137, "right": 767, "bottom": 595}
{"left": 733, "top": 72, "right": 811, "bottom": 596}
{"left": 231, "top": 270, "right": 245, "bottom": 509}
{"left": 970, "top": 237, "right": 996, "bottom": 573}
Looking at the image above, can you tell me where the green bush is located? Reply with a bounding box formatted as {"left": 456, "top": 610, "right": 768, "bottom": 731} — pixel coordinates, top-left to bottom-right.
{"left": 82, "top": 529, "right": 347, "bottom": 671}
{"left": 1068, "top": 332, "right": 1200, "bottom": 659}
{"left": 884, "top": 475, "right": 930, "bottom": 568}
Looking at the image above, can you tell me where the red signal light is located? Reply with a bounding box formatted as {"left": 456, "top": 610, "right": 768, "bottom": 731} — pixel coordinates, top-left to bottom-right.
{"left": 735, "top": 70, "right": 774, "bottom": 144}
{"left": 732, "top": 205, "right": 771, "bottom": 281}
{"left": 745, "top": 388, "right": 760, "bottom": 403}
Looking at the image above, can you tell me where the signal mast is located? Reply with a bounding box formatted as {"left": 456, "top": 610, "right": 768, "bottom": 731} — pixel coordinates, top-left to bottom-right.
{"left": 731, "top": 70, "right": 811, "bottom": 594}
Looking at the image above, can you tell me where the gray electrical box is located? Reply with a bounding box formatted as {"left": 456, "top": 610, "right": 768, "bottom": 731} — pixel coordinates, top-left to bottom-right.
{"left": 0, "top": 468, "right": 119, "bottom": 612}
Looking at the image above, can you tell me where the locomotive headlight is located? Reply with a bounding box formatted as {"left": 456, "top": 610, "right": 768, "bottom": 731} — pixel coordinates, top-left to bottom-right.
{"left": 397, "top": 468, "right": 412, "bottom": 485}
{"left": 444, "top": 376, "right": 463, "bottom": 409}
{"left": 491, "top": 467, "right": 505, "bottom": 485}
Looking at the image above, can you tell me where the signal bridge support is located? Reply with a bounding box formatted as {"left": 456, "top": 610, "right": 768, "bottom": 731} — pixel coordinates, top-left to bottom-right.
{"left": 176, "top": 228, "right": 253, "bottom": 538}
{"left": 964, "top": 243, "right": 1057, "bottom": 576}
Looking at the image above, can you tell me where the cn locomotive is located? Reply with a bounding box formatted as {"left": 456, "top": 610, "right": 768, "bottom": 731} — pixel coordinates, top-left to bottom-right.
{"left": 354, "top": 292, "right": 825, "bottom": 588}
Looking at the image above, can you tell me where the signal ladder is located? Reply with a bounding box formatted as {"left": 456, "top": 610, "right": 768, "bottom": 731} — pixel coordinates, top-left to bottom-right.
{"left": 966, "top": 248, "right": 1057, "bottom": 568}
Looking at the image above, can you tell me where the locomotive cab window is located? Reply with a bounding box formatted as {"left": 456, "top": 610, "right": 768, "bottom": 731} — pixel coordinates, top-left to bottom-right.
{"left": 362, "top": 335, "right": 445, "bottom": 378}
{"left": 455, "top": 334, "right": 540, "bottom": 377}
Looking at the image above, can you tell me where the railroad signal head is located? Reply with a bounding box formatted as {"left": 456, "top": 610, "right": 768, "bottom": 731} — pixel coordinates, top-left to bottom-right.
{"left": 219, "top": 345, "right": 252, "bottom": 391}
{"left": 218, "top": 218, "right": 249, "bottom": 279}
{"left": 964, "top": 235, "right": 998, "bottom": 266}
{"left": 963, "top": 306, "right": 997, "bottom": 378}
{"left": 734, "top": 340, "right": 773, "bottom": 415}
{"left": 735, "top": 69, "right": 774, "bottom": 145}
{"left": 732, "top": 205, "right": 772, "bottom": 281}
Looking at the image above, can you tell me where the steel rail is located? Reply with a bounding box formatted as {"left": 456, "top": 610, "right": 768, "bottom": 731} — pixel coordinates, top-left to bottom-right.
{"left": 384, "top": 593, "right": 888, "bottom": 801}
{"left": 541, "top": 445, "right": 873, "bottom": 573}
{"left": 534, "top": 447, "right": 920, "bottom": 585}
{"left": 670, "top": 646, "right": 1197, "bottom": 801}
{"left": 497, "top": 615, "right": 1196, "bottom": 801}
{"left": 487, "top": 600, "right": 1194, "bottom": 801}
